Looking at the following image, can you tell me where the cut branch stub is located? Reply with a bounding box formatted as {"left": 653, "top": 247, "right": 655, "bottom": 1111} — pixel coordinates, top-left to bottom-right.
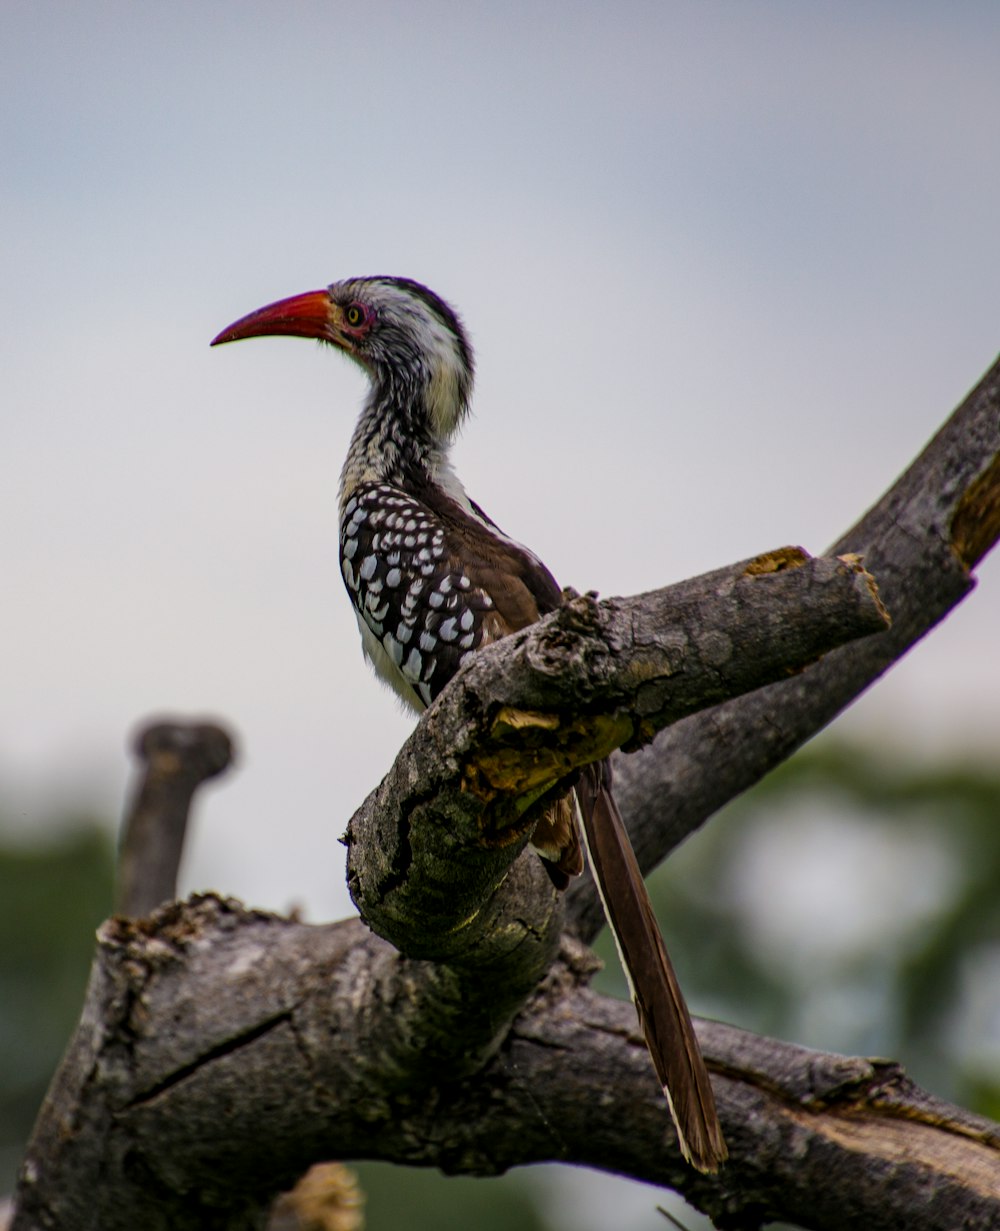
{"left": 116, "top": 718, "right": 235, "bottom": 917}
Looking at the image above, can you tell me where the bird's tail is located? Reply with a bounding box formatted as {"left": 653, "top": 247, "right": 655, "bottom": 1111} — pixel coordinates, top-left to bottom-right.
{"left": 576, "top": 762, "right": 727, "bottom": 1174}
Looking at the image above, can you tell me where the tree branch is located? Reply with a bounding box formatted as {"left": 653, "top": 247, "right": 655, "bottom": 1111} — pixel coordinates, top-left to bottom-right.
{"left": 348, "top": 549, "right": 887, "bottom": 956}
{"left": 12, "top": 898, "right": 999, "bottom": 1231}
{"left": 569, "top": 353, "right": 1000, "bottom": 936}
{"left": 344, "top": 550, "right": 886, "bottom": 1073}
{"left": 116, "top": 720, "right": 234, "bottom": 917}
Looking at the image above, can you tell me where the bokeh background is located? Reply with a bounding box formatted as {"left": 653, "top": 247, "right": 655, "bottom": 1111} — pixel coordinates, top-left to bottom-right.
{"left": 3, "top": 4, "right": 999, "bottom": 1228}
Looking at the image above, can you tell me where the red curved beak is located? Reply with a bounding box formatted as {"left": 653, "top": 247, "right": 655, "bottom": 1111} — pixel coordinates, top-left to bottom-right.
{"left": 210, "top": 290, "right": 334, "bottom": 347}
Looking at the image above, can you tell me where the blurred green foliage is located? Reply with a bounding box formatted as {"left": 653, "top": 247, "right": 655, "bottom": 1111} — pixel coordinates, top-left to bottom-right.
{"left": 0, "top": 822, "right": 114, "bottom": 1192}
{"left": 598, "top": 739, "right": 1000, "bottom": 1122}
{"left": 352, "top": 1163, "right": 548, "bottom": 1231}
{"left": 1, "top": 736, "right": 997, "bottom": 1229}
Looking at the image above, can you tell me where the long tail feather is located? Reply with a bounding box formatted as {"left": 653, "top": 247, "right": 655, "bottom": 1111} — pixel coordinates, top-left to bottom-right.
{"left": 576, "top": 762, "right": 727, "bottom": 1173}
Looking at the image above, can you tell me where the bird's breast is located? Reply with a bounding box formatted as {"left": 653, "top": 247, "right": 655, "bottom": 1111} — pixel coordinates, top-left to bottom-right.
{"left": 339, "top": 483, "right": 499, "bottom": 708}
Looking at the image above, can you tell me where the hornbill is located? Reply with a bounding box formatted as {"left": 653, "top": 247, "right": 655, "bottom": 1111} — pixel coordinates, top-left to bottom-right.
{"left": 212, "top": 277, "right": 727, "bottom": 1173}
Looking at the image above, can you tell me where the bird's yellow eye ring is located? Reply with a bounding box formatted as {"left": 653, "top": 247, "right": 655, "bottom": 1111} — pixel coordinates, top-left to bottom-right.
{"left": 345, "top": 302, "right": 368, "bottom": 329}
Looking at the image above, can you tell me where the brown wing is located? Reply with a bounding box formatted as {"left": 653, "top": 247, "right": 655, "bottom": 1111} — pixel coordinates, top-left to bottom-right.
{"left": 419, "top": 481, "right": 564, "bottom": 634}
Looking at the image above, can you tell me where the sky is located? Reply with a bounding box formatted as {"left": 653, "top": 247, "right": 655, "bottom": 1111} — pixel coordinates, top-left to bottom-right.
{"left": 3, "top": 2, "right": 1000, "bottom": 933}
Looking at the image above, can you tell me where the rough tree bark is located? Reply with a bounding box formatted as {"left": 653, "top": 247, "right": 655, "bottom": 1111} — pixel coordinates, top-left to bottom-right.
{"left": 11, "top": 357, "right": 1000, "bottom": 1230}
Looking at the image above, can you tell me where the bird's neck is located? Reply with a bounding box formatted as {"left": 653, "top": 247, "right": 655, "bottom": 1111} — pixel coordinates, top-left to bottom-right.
{"left": 338, "top": 376, "right": 465, "bottom": 513}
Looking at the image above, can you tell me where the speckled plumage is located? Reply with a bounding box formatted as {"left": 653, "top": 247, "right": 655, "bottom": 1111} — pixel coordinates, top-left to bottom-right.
{"left": 340, "top": 484, "right": 494, "bottom": 708}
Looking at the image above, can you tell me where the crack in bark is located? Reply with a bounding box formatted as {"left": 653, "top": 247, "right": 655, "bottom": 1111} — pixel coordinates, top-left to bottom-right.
{"left": 375, "top": 801, "right": 414, "bottom": 900}
{"left": 124, "top": 1008, "right": 295, "bottom": 1107}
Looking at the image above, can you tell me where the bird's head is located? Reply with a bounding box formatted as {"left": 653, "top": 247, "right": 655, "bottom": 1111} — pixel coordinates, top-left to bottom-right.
{"left": 212, "top": 276, "right": 474, "bottom": 441}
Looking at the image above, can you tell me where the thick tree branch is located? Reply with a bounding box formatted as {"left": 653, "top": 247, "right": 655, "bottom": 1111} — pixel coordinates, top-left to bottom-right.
{"left": 13, "top": 898, "right": 1000, "bottom": 1231}
{"left": 347, "top": 550, "right": 887, "bottom": 956}
{"left": 569, "top": 353, "right": 1000, "bottom": 936}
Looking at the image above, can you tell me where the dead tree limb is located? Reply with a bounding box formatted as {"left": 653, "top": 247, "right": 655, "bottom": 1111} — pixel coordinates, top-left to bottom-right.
{"left": 572, "top": 354, "right": 1000, "bottom": 936}
{"left": 116, "top": 720, "right": 234, "bottom": 918}
{"left": 12, "top": 898, "right": 1000, "bottom": 1231}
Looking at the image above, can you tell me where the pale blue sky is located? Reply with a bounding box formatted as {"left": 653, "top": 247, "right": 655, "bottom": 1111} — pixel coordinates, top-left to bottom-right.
{"left": 3, "top": 2, "right": 999, "bottom": 928}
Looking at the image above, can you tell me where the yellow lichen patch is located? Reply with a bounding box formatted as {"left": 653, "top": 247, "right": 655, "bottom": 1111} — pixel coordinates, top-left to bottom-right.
{"left": 743, "top": 546, "right": 811, "bottom": 575}
{"left": 473, "top": 745, "right": 568, "bottom": 795}
{"left": 490, "top": 707, "right": 561, "bottom": 739}
{"left": 951, "top": 452, "right": 1000, "bottom": 569}
{"left": 618, "top": 648, "right": 678, "bottom": 690}
{"left": 471, "top": 711, "right": 634, "bottom": 796}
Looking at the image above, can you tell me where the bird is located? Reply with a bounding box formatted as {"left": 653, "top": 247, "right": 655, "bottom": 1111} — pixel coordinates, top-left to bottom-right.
{"left": 211, "top": 276, "right": 727, "bottom": 1173}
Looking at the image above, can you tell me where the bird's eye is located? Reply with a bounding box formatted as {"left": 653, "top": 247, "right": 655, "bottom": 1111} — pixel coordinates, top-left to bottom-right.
{"left": 345, "top": 302, "right": 368, "bottom": 329}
